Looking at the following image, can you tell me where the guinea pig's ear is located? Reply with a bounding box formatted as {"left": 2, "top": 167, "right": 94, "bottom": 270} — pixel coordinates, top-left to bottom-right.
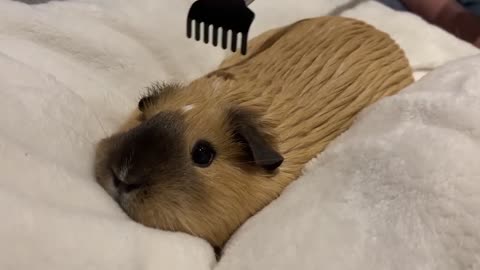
{"left": 138, "top": 82, "right": 181, "bottom": 112}
{"left": 228, "top": 107, "right": 284, "bottom": 171}
{"left": 138, "top": 95, "right": 155, "bottom": 112}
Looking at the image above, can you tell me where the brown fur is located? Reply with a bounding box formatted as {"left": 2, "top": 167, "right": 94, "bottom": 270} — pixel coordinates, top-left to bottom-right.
{"left": 95, "top": 16, "right": 414, "bottom": 249}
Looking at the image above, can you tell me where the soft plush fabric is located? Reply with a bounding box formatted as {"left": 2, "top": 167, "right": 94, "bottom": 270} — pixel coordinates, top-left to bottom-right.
{"left": 0, "top": 0, "right": 478, "bottom": 269}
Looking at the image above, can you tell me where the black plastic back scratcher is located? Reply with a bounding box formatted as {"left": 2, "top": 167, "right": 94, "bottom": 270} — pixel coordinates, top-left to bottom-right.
{"left": 187, "top": 0, "right": 255, "bottom": 55}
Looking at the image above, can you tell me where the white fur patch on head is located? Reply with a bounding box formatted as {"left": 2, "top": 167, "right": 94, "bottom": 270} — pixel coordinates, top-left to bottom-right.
{"left": 181, "top": 104, "right": 195, "bottom": 113}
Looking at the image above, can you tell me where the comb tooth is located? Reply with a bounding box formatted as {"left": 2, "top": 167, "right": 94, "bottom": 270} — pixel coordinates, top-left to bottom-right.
{"left": 240, "top": 33, "right": 247, "bottom": 55}
{"left": 186, "top": 18, "right": 193, "bottom": 38}
{"left": 221, "top": 28, "right": 228, "bottom": 49}
{"left": 231, "top": 31, "right": 238, "bottom": 52}
{"left": 194, "top": 20, "right": 201, "bottom": 41}
{"left": 212, "top": 26, "right": 219, "bottom": 47}
{"left": 203, "top": 23, "right": 210, "bottom": 43}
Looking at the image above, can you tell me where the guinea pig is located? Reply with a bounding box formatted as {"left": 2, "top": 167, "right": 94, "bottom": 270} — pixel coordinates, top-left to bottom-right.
{"left": 94, "top": 16, "right": 414, "bottom": 250}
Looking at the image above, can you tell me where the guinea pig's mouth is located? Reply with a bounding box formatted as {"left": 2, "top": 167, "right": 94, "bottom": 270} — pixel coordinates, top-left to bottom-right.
{"left": 98, "top": 173, "right": 121, "bottom": 200}
{"left": 110, "top": 172, "right": 137, "bottom": 197}
{"left": 111, "top": 169, "right": 143, "bottom": 194}
{"left": 96, "top": 171, "right": 154, "bottom": 228}
{"left": 99, "top": 176, "right": 139, "bottom": 219}
{"left": 95, "top": 166, "right": 134, "bottom": 206}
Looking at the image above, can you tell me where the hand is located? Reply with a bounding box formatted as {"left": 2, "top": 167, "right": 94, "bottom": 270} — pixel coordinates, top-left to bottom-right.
{"left": 453, "top": 11, "right": 480, "bottom": 48}
{"left": 401, "top": 0, "right": 480, "bottom": 48}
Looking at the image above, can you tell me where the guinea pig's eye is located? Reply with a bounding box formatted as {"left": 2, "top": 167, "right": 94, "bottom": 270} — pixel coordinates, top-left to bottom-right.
{"left": 191, "top": 140, "right": 216, "bottom": 168}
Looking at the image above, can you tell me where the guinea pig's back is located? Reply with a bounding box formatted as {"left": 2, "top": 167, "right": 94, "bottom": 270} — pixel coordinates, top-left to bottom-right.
{"left": 216, "top": 16, "right": 413, "bottom": 176}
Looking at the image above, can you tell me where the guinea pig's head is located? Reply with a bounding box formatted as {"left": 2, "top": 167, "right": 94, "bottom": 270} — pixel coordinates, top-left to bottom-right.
{"left": 94, "top": 82, "right": 284, "bottom": 248}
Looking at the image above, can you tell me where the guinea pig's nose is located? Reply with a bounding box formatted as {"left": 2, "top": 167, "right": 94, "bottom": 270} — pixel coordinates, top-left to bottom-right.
{"left": 111, "top": 167, "right": 142, "bottom": 193}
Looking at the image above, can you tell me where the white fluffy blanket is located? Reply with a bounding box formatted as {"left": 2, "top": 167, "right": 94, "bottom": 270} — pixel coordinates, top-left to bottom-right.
{"left": 0, "top": 0, "right": 478, "bottom": 269}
